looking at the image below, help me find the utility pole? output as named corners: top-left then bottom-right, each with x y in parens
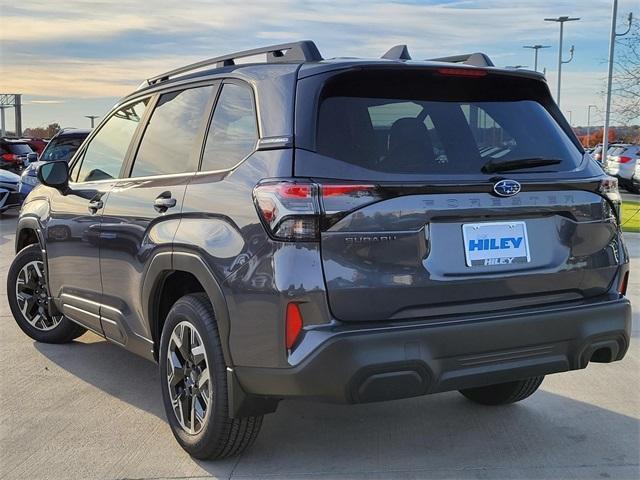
top-left (587, 104), bottom-right (597, 148)
top-left (523, 45), bottom-right (550, 72)
top-left (85, 115), bottom-right (99, 128)
top-left (0, 106), bottom-right (6, 137)
top-left (602, 1), bottom-right (633, 160)
top-left (544, 16), bottom-right (580, 107)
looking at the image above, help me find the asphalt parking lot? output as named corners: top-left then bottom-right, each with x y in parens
top-left (0, 209), bottom-right (638, 480)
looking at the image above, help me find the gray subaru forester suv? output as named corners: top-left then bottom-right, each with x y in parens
top-left (7, 41), bottom-right (631, 459)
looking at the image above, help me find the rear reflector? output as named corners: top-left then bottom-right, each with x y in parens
top-left (437, 67), bottom-right (487, 77)
top-left (619, 272), bottom-right (629, 296)
top-left (285, 303), bottom-right (303, 350)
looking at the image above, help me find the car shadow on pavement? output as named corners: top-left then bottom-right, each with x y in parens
top-left (33, 334), bottom-right (640, 478)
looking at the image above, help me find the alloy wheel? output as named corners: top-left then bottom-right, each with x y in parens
top-left (15, 260), bottom-right (62, 331)
top-left (167, 321), bottom-right (212, 435)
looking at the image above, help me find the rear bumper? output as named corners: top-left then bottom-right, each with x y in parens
top-left (235, 298), bottom-right (631, 404)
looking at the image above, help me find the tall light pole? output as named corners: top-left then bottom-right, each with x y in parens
top-left (544, 16), bottom-right (580, 107)
top-left (567, 110), bottom-right (572, 126)
top-left (85, 115), bottom-right (99, 128)
top-left (523, 45), bottom-right (551, 71)
top-left (602, 2), bottom-right (633, 160)
top-left (587, 104), bottom-right (597, 148)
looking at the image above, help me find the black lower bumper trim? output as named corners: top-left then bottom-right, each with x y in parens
top-left (235, 298), bottom-right (632, 404)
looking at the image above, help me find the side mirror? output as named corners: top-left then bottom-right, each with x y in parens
top-left (38, 161), bottom-right (69, 191)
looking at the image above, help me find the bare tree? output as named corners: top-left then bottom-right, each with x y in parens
top-left (612, 21), bottom-right (640, 125)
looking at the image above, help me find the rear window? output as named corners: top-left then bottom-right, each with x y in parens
top-left (5, 143), bottom-right (33, 155)
top-left (312, 70), bottom-right (581, 177)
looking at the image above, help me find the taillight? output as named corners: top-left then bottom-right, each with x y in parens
top-left (253, 181), bottom-right (382, 241)
top-left (599, 176), bottom-right (621, 219)
top-left (1, 153), bottom-right (18, 162)
top-left (253, 182), bottom-right (320, 241)
top-left (285, 303), bottom-right (303, 350)
top-left (618, 271), bottom-right (629, 296)
top-left (619, 156), bottom-right (632, 164)
top-left (437, 67), bottom-right (487, 77)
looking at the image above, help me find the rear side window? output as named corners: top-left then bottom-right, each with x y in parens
top-left (74, 99), bottom-right (148, 182)
top-left (313, 70), bottom-right (581, 177)
top-left (201, 83), bottom-right (258, 171)
top-left (131, 85), bottom-right (214, 178)
top-left (41, 136), bottom-right (86, 162)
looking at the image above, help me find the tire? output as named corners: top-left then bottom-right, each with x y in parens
top-left (159, 292), bottom-right (263, 460)
top-left (7, 244), bottom-right (86, 343)
top-left (459, 376), bottom-right (544, 406)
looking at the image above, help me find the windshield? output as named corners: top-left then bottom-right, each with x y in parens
top-left (41, 136), bottom-right (86, 162)
top-left (313, 71), bottom-right (581, 177)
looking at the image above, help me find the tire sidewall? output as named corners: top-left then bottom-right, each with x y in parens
top-left (159, 295), bottom-right (228, 454)
top-left (7, 244), bottom-right (78, 342)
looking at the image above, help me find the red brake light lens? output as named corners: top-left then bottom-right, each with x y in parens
top-left (437, 68), bottom-right (487, 77)
top-left (285, 303), bottom-right (303, 350)
top-left (619, 156), bottom-right (632, 164)
top-left (1, 153), bottom-right (18, 162)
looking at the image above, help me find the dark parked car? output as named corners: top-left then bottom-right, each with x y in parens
top-left (0, 169), bottom-right (22, 213)
top-left (0, 138), bottom-right (36, 173)
top-left (8, 42), bottom-right (631, 460)
top-left (18, 128), bottom-right (90, 197)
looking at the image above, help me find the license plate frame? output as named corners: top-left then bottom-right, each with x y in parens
top-left (462, 221), bottom-right (531, 267)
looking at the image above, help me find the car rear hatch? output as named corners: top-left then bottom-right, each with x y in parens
top-left (2, 142), bottom-right (34, 167)
top-left (289, 65), bottom-right (623, 322)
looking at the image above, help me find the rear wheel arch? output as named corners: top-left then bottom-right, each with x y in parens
top-left (143, 251), bottom-right (233, 366)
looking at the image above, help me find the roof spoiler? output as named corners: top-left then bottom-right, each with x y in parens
top-left (141, 40), bottom-right (323, 89)
top-left (429, 52), bottom-right (494, 67)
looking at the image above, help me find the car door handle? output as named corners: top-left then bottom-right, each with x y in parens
top-left (88, 199), bottom-right (103, 214)
top-left (154, 195), bottom-right (176, 213)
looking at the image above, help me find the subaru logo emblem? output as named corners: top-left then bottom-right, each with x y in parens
top-left (493, 179), bottom-right (521, 197)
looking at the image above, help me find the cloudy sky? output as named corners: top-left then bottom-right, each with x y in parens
top-left (0, 0), bottom-right (637, 131)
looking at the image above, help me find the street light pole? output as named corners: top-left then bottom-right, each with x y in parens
top-left (544, 16), bottom-right (580, 107)
top-left (602, 1), bottom-right (633, 160)
top-left (523, 45), bottom-right (550, 72)
top-left (567, 110), bottom-right (572, 126)
top-left (85, 115), bottom-right (99, 128)
top-left (587, 104), bottom-right (597, 148)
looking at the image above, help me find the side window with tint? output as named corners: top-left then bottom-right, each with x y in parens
top-left (130, 86), bottom-right (214, 178)
top-left (201, 83), bottom-right (258, 171)
top-left (73, 99), bottom-right (148, 182)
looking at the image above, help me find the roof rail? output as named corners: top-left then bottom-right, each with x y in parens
top-left (144, 40), bottom-right (323, 87)
top-left (429, 52), bottom-right (494, 67)
top-left (382, 44), bottom-right (411, 61)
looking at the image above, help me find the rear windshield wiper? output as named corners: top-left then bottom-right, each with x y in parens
top-left (481, 158), bottom-right (562, 174)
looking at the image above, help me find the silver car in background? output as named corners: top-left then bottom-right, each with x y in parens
top-left (605, 144), bottom-right (640, 194)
